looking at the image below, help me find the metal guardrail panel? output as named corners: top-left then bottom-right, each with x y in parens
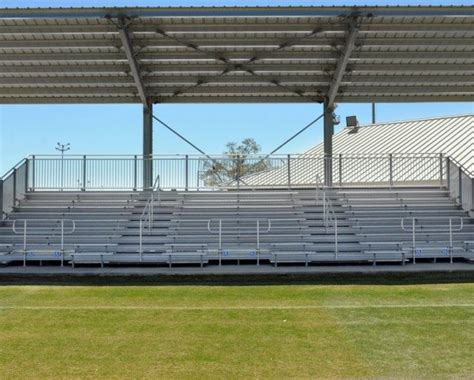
top-left (23, 153), bottom-right (453, 191)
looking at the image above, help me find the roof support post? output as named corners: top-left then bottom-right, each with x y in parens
top-left (117, 18), bottom-right (149, 108)
top-left (323, 100), bottom-right (334, 187)
top-left (143, 104), bottom-right (153, 190)
top-left (326, 17), bottom-right (359, 109)
top-left (116, 17), bottom-right (154, 189)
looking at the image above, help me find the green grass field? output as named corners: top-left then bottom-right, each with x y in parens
top-left (1, 279), bottom-right (473, 379)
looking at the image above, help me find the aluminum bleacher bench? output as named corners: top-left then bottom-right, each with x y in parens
top-left (362, 250), bottom-right (407, 266)
top-left (70, 252), bottom-right (114, 268)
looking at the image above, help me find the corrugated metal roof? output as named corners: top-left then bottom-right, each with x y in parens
top-left (0, 6), bottom-right (472, 104)
top-left (242, 114), bottom-right (473, 186)
top-left (311, 114), bottom-right (473, 169)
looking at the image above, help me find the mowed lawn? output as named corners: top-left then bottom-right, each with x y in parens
top-left (0, 282), bottom-right (473, 379)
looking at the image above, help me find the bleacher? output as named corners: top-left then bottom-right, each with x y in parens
top-left (1, 185), bottom-right (472, 268)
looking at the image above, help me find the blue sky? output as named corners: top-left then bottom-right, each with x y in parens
top-left (1, 0), bottom-right (473, 173)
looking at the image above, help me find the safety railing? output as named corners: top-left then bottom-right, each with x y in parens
top-left (205, 218), bottom-right (303, 265)
top-left (315, 174), bottom-right (338, 257)
top-left (12, 219), bottom-right (76, 266)
top-left (401, 217), bottom-right (464, 263)
top-left (138, 174), bottom-right (161, 261)
top-left (207, 218), bottom-right (272, 252)
top-left (446, 156), bottom-right (473, 215)
top-left (20, 153), bottom-right (450, 191)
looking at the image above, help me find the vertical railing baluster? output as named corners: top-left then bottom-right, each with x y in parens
top-left (185, 154), bottom-right (189, 191)
top-left (389, 153), bottom-right (393, 187)
top-left (446, 157), bottom-right (451, 190)
top-left (82, 155), bottom-right (87, 191)
top-left (133, 155), bottom-right (138, 191)
top-left (439, 153), bottom-right (444, 188)
top-left (338, 153), bottom-right (342, 187)
top-left (287, 154), bottom-right (291, 189)
top-left (12, 168), bottom-right (17, 207)
top-left (31, 155), bottom-right (36, 191)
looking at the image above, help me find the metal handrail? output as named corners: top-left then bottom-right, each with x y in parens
top-left (21, 152), bottom-right (454, 191)
top-left (207, 218), bottom-right (273, 253)
top-left (206, 218), bottom-right (303, 255)
top-left (12, 219), bottom-right (76, 263)
top-left (447, 156), bottom-right (473, 178)
top-left (138, 174), bottom-right (161, 261)
top-left (401, 216), bottom-right (464, 263)
top-left (1, 158), bottom-right (27, 181)
top-left (315, 174), bottom-right (338, 257)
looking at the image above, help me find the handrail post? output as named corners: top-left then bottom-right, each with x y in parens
top-left (23, 219), bottom-right (27, 253)
top-left (219, 219), bottom-right (222, 252)
top-left (25, 158), bottom-right (29, 194)
top-left (257, 220), bottom-right (260, 251)
top-left (61, 220), bottom-right (64, 251)
top-left (338, 153), bottom-right (342, 187)
top-left (82, 155), bottom-right (87, 191)
top-left (139, 219), bottom-right (143, 262)
top-left (236, 155), bottom-right (241, 189)
top-left (60, 219), bottom-right (64, 267)
top-left (439, 153), bottom-right (444, 188)
top-left (389, 153), bottom-right (393, 188)
top-left (133, 155), bottom-right (138, 191)
top-left (449, 218), bottom-right (453, 264)
top-left (458, 166), bottom-right (463, 205)
top-left (287, 154), bottom-right (291, 189)
top-left (31, 155), bottom-right (36, 191)
top-left (323, 192), bottom-right (327, 228)
top-left (412, 217), bottom-right (416, 264)
top-left (446, 157), bottom-right (451, 190)
top-left (13, 168), bottom-right (17, 207)
top-left (185, 154), bottom-right (189, 191)
top-left (334, 218), bottom-right (338, 259)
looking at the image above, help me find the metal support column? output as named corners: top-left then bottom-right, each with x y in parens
top-left (323, 100), bottom-right (334, 187)
top-left (143, 104), bottom-right (153, 189)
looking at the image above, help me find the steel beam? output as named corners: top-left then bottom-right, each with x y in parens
top-left (327, 17), bottom-right (359, 109)
top-left (143, 104), bottom-right (153, 189)
top-left (1, 50), bottom-right (473, 62)
top-left (1, 94), bottom-right (472, 104)
top-left (1, 37), bottom-right (472, 50)
top-left (3, 62), bottom-right (471, 75)
top-left (0, 6), bottom-right (472, 19)
top-left (117, 18), bottom-right (149, 108)
top-left (323, 99), bottom-right (334, 187)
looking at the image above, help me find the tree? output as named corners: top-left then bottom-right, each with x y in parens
top-left (200, 138), bottom-right (269, 186)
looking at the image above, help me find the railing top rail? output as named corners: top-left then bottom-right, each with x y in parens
top-left (26, 152), bottom-right (447, 160)
top-left (1, 158), bottom-right (27, 181)
top-left (12, 219), bottom-right (76, 234)
top-left (447, 155), bottom-right (474, 178)
top-left (401, 216), bottom-right (464, 232)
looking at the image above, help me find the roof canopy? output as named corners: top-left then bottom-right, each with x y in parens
top-left (0, 6), bottom-right (473, 105)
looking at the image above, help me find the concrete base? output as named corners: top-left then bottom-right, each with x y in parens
top-left (0, 262), bottom-right (473, 276)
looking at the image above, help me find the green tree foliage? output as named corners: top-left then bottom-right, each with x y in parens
top-left (201, 138), bottom-right (269, 186)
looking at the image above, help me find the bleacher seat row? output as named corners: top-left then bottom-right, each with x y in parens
top-left (0, 187), bottom-right (473, 267)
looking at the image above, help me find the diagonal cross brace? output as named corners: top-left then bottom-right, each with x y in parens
top-left (154, 26), bottom-right (325, 102)
top-left (117, 17), bottom-right (149, 108)
top-left (326, 17), bottom-right (360, 109)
